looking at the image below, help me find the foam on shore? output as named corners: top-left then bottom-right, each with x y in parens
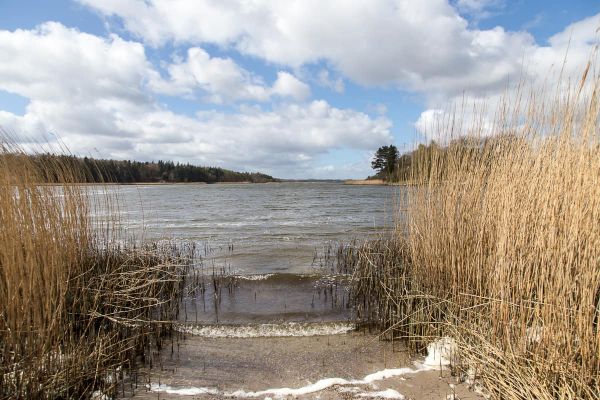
top-left (175, 321), bottom-right (355, 338)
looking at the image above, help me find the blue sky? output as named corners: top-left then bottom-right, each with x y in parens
top-left (0, 1), bottom-right (599, 178)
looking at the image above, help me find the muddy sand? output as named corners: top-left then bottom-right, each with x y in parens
top-left (123, 330), bottom-right (483, 400)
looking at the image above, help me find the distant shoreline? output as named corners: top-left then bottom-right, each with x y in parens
top-left (344, 179), bottom-right (416, 186)
top-left (35, 181), bottom-right (281, 186)
top-left (344, 179), bottom-right (386, 185)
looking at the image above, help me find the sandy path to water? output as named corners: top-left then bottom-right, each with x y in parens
top-left (122, 331), bottom-right (483, 400)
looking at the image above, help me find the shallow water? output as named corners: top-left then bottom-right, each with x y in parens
top-left (179, 273), bottom-right (352, 325)
top-left (105, 182), bottom-right (400, 327)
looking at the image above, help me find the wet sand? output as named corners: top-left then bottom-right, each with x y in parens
top-left (125, 332), bottom-right (482, 400)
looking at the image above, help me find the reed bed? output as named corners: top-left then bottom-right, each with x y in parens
top-left (0, 140), bottom-right (195, 399)
top-left (350, 65), bottom-right (600, 398)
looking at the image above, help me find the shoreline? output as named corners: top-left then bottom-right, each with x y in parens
top-left (34, 181), bottom-right (280, 186)
top-left (344, 179), bottom-right (386, 185)
top-left (130, 332), bottom-right (480, 400)
top-left (343, 179), bottom-right (415, 186)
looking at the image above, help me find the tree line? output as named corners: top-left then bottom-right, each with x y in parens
top-left (22, 154), bottom-right (277, 184)
top-left (371, 136), bottom-right (525, 182)
top-left (370, 144), bottom-right (414, 182)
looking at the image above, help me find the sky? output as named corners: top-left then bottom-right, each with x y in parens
top-left (0, 0), bottom-right (599, 179)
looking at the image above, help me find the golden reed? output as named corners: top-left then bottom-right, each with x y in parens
top-left (351, 59), bottom-right (600, 398)
top-left (0, 138), bottom-right (194, 398)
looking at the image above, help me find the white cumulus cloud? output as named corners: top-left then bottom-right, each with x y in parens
top-left (150, 47), bottom-right (309, 103)
top-left (76, 0), bottom-right (531, 95)
top-left (0, 22), bottom-right (389, 177)
top-left (78, 1), bottom-right (600, 106)
top-left (271, 71), bottom-right (311, 101)
top-left (414, 14), bottom-right (600, 141)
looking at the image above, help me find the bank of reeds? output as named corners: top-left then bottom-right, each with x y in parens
top-left (0, 139), bottom-right (194, 399)
top-left (350, 65), bottom-right (600, 398)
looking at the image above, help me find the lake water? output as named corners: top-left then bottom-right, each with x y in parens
top-left (111, 182), bottom-right (398, 326)
top-left (101, 182), bottom-right (398, 326)
top-left (115, 182), bottom-right (397, 275)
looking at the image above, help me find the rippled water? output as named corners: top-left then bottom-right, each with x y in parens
top-left (114, 182), bottom-right (398, 275)
top-left (94, 182), bottom-right (401, 327)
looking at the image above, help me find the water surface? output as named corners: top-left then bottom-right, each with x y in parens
top-left (115, 182), bottom-right (397, 275)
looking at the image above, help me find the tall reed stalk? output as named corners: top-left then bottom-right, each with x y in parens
top-left (0, 138), bottom-right (194, 399)
top-left (351, 62), bottom-right (600, 398)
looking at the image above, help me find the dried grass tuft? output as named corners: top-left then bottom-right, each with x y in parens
top-left (0, 137), bottom-right (194, 399)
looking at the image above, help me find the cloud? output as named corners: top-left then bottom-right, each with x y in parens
top-left (414, 13), bottom-right (600, 142)
top-left (76, 2), bottom-right (600, 89)
top-left (0, 22), bottom-right (389, 177)
top-left (2, 2), bottom-right (600, 177)
top-left (454, 0), bottom-right (505, 21)
top-left (317, 69), bottom-right (344, 93)
top-left (0, 22), bottom-right (156, 140)
top-left (125, 100), bottom-right (392, 170)
top-left (150, 47), bottom-right (309, 103)
top-left (414, 103), bottom-right (496, 143)
top-left (547, 13), bottom-right (600, 49)
top-left (271, 71), bottom-right (311, 100)
top-left (0, 22), bottom-right (153, 102)
top-left (78, 1), bottom-right (600, 107)
top-left (77, 0), bottom-right (532, 95)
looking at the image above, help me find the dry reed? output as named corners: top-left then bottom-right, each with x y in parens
top-left (0, 138), bottom-right (194, 399)
top-left (350, 61), bottom-right (600, 398)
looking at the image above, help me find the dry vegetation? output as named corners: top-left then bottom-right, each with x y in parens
top-left (0, 139), bottom-right (195, 399)
top-left (350, 64), bottom-right (600, 398)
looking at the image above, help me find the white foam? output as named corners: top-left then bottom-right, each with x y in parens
top-left (149, 384), bottom-right (219, 396)
top-left (228, 378), bottom-right (349, 397)
top-left (359, 389), bottom-right (405, 399)
top-left (423, 337), bottom-right (456, 368)
top-left (175, 322), bottom-right (355, 338)
top-left (235, 274), bottom-right (274, 281)
top-left (150, 365), bottom-right (428, 398)
top-left (150, 367), bottom-right (419, 398)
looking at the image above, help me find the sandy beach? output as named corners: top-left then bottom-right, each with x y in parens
top-left (126, 331), bottom-right (482, 400)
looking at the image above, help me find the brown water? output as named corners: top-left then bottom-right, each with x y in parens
top-left (178, 273), bottom-right (351, 325)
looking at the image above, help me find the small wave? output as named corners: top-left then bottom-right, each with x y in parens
top-left (190, 272), bottom-right (348, 285)
top-left (233, 273), bottom-right (275, 281)
top-left (175, 321), bottom-right (355, 338)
